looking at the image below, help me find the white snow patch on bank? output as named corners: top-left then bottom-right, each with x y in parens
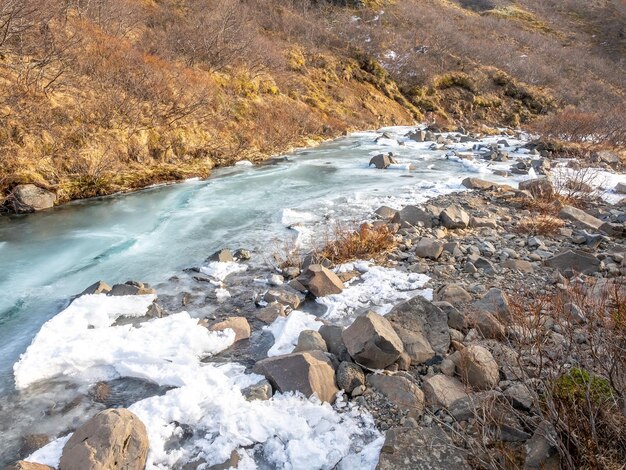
top-left (281, 208), bottom-right (319, 226)
top-left (200, 261), bottom-right (248, 282)
top-left (319, 261), bottom-right (432, 322)
top-left (265, 310), bottom-right (323, 357)
top-left (14, 294), bottom-right (235, 390)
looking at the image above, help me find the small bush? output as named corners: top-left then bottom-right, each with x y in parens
top-left (321, 223), bottom-right (397, 264)
top-left (514, 214), bottom-right (564, 236)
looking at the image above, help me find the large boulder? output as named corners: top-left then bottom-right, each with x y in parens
top-left (342, 311), bottom-right (404, 369)
top-left (7, 463), bottom-right (53, 470)
top-left (263, 288), bottom-right (303, 309)
top-left (367, 374), bottom-right (425, 417)
top-left (376, 426), bottom-right (470, 470)
top-left (467, 310), bottom-right (506, 339)
top-left (59, 409), bottom-right (148, 470)
top-left (422, 374), bottom-right (468, 408)
top-left (318, 324), bottom-right (350, 360)
top-left (386, 296), bottom-right (450, 363)
top-left (414, 238), bottom-right (443, 259)
top-left (473, 288), bottom-right (511, 323)
top-left (558, 205), bottom-right (603, 230)
top-left (254, 351), bottom-right (338, 403)
top-left (293, 330), bottom-right (328, 353)
top-left (391, 205), bottom-right (433, 228)
top-left (440, 205), bottom-right (470, 229)
top-left (518, 178), bottom-right (553, 198)
top-left (369, 153), bottom-right (396, 169)
top-left (209, 317), bottom-right (251, 342)
top-left (458, 345), bottom-right (500, 390)
top-left (544, 250), bottom-right (600, 275)
top-left (462, 177), bottom-right (496, 190)
top-left (298, 264), bottom-right (344, 297)
top-left (6, 184), bottom-right (56, 213)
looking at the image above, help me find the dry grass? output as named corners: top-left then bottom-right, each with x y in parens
top-left (513, 214), bottom-right (564, 236)
top-left (320, 223), bottom-right (398, 264)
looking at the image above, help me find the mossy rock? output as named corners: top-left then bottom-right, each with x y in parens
top-left (554, 368), bottom-right (614, 405)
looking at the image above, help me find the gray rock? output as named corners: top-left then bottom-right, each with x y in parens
top-left (369, 153), bottom-right (396, 169)
top-left (367, 374), bottom-right (425, 417)
top-left (209, 316), bottom-right (251, 342)
top-left (233, 249), bottom-right (251, 260)
top-left (391, 205), bottom-right (433, 228)
top-left (342, 311), bottom-right (404, 369)
top-left (59, 409), bottom-right (148, 470)
top-left (294, 330), bottom-right (328, 353)
top-left (433, 301), bottom-right (465, 331)
top-left (375, 206), bottom-right (398, 220)
top-left (335, 361), bottom-right (365, 393)
top-left (318, 324), bottom-right (350, 360)
top-left (263, 288), bottom-right (303, 309)
top-left (298, 264), bottom-right (344, 297)
top-left (558, 205), bottom-right (603, 230)
top-left (376, 426), bottom-right (469, 470)
top-left (440, 205), bottom-right (470, 229)
top-left (386, 296), bottom-right (450, 361)
top-left (524, 421), bottom-right (560, 470)
top-left (255, 303), bottom-right (287, 324)
top-left (422, 375), bottom-right (467, 408)
top-left (434, 284), bottom-right (472, 304)
top-left (467, 310), bottom-right (505, 339)
top-left (504, 383), bottom-right (535, 411)
top-left (209, 249), bottom-right (234, 262)
top-left (473, 288), bottom-right (511, 322)
top-left (108, 282), bottom-right (156, 296)
top-left (242, 379), bottom-right (273, 401)
top-left (544, 250), bottom-right (600, 275)
top-left (458, 345), bottom-right (500, 390)
top-left (615, 182), bottom-right (626, 194)
top-left (503, 259), bottom-right (534, 273)
top-left (518, 178), bottom-right (553, 198)
top-left (254, 351), bottom-right (338, 403)
top-left (6, 462), bottom-right (53, 470)
top-left (79, 281), bottom-right (111, 296)
top-left (462, 177), bottom-right (496, 190)
top-left (407, 130), bottom-right (426, 142)
top-left (6, 184), bottom-right (56, 213)
top-left (414, 237), bottom-right (443, 259)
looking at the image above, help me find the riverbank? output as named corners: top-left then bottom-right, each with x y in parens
top-left (3, 127), bottom-right (626, 469)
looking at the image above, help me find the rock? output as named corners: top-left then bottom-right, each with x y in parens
top-left (414, 237), bottom-right (443, 259)
top-left (59, 408), bottom-right (148, 470)
top-left (342, 311), bottom-right (404, 369)
top-left (434, 284), bottom-right (472, 304)
top-left (471, 216), bottom-right (498, 229)
top-left (19, 434), bottom-right (51, 457)
top-left (209, 249), bottom-right (234, 262)
top-left (458, 345), bottom-right (499, 390)
top-left (268, 274), bottom-right (284, 286)
top-left (395, 351), bottom-right (411, 370)
top-left (369, 153), bottom-right (396, 169)
top-left (282, 266), bottom-right (300, 279)
top-left (563, 302), bottom-right (586, 323)
top-left (462, 177), bottom-right (496, 190)
top-left (422, 375), bottom-right (467, 408)
top-left (374, 206), bottom-right (398, 220)
top-left (440, 358), bottom-right (456, 376)
top-left (242, 379), bottom-right (273, 401)
top-left (367, 374), bottom-right (425, 417)
top-left (545, 250), bottom-right (600, 275)
top-left (440, 205), bottom-right (470, 229)
top-left (473, 288), bottom-right (511, 322)
top-left (433, 301), bottom-right (465, 331)
top-left (391, 205), bottom-right (433, 228)
top-left (615, 182), bottom-right (626, 194)
top-left (448, 391), bottom-right (501, 421)
top-left (108, 282), bottom-right (156, 296)
top-left (209, 317), bottom-right (250, 342)
top-left (254, 351), bottom-right (338, 403)
top-left (467, 310), bottom-right (505, 339)
top-left (6, 184), bottom-right (56, 213)
top-left (294, 329), bottom-right (328, 353)
top-left (233, 248), bottom-right (251, 260)
top-left (263, 288), bottom-right (303, 309)
top-left (6, 463), bottom-right (53, 470)
top-left (518, 178), bottom-right (553, 198)
top-left (255, 303), bottom-right (286, 324)
top-left (318, 324), bottom-right (350, 360)
top-left (386, 296), bottom-right (450, 359)
top-left (79, 281), bottom-right (111, 296)
top-left (503, 259), bottom-right (534, 273)
top-left (207, 450), bottom-right (240, 470)
top-left (473, 256), bottom-right (496, 273)
top-left (335, 361), bottom-right (365, 393)
top-left (524, 421), bottom-right (560, 470)
top-left (298, 264), bottom-right (344, 297)
top-left (376, 426), bottom-right (470, 470)
top-left (558, 205), bottom-right (603, 230)
top-left (504, 383), bottom-right (535, 411)
top-left (407, 130), bottom-right (426, 142)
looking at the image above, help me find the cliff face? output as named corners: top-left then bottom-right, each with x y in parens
top-left (0, 0), bottom-right (623, 208)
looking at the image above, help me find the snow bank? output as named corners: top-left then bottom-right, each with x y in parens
top-left (14, 294), bottom-right (235, 390)
top-left (318, 261), bottom-right (432, 322)
top-left (265, 310), bottom-right (323, 357)
top-left (200, 261), bottom-right (248, 282)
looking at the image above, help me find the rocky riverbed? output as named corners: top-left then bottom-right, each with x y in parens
top-left (5, 128), bottom-right (626, 470)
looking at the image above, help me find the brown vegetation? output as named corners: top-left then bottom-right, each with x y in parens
top-left (321, 223), bottom-right (398, 264)
top-left (0, 0), bottom-right (624, 206)
top-left (513, 214), bottom-right (564, 236)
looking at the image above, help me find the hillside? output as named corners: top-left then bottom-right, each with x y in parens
top-left (0, 0), bottom-right (624, 208)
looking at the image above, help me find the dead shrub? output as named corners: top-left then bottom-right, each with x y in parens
top-left (513, 214), bottom-right (564, 236)
top-left (320, 223), bottom-right (397, 264)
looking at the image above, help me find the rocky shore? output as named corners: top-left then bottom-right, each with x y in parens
top-left (9, 139), bottom-right (626, 469)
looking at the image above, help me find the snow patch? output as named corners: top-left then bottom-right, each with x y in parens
top-left (265, 310), bottom-right (323, 357)
top-left (200, 261), bottom-right (248, 282)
